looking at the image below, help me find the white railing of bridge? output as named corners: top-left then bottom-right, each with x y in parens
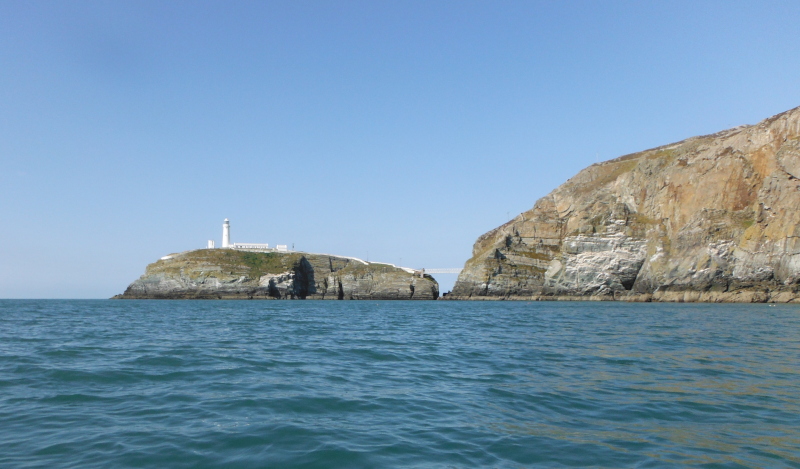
top-left (422, 268), bottom-right (463, 274)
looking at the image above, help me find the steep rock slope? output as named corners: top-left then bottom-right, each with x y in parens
top-left (451, 106), bottom-right (800, 302)
top-left (115, 249), bottom-right (438, 300)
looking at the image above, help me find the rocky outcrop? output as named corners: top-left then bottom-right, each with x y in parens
top-left (114, 249), bottom-right (438, 300)
top-left (451, 106), bottom-right (800, 302)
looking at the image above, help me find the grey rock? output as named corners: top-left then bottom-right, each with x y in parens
top-left (450, 105), bottom-right (800, 302)
top-left (114, 249), bottom-right (438, 300)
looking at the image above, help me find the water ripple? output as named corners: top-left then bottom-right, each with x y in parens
top-left (1, 300), bottom-right (799, 468)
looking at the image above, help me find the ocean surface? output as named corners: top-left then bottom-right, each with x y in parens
top-left (1, 300), bottom-right (799, 468)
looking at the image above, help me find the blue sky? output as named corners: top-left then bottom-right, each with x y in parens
top-left (1, 1), bottom-right (799, 298)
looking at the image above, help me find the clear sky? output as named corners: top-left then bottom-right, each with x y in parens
top-left (1, 1), bottom-right (799, 298)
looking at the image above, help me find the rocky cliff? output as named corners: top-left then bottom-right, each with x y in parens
top-left (451, 106), bottom-right (800, 302)
top-left (114, 249), bottom-right (438, 300)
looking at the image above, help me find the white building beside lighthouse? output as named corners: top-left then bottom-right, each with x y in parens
top-left (207, 218), bottom-right (276, 251)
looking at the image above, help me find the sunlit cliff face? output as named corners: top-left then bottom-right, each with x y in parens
top-left (452, 106), bottom-right (800, 302)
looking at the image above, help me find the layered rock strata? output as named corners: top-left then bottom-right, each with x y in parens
top-left (451, 106), bottom-right (800, 302)
top-left (115, 249), bottom-right (438, 300)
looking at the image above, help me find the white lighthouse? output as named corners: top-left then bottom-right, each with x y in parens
top-left (222, 218), bottom-right (231, 248)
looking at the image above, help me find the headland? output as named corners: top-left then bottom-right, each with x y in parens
top-left (449, 105), bottom-right (800, 302)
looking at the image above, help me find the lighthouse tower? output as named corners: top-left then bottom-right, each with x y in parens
top-left (222, 218), bottom-right (231, 248)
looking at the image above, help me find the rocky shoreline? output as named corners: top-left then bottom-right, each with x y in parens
top-left (443, 290), bottom-right (799, 303)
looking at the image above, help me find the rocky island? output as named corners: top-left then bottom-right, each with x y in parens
top-left (114, 249), bottom-right (439, 300)
top-left (450, 106), bottom-right (800, 302)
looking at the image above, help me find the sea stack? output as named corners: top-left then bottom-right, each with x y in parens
top-left (451, 106), bottom-right (800, 302)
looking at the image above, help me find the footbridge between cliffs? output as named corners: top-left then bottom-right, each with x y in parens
top-left (422, 268), bottom-right (463, 274)
top-left (412, 268), bottom-right (463, 278)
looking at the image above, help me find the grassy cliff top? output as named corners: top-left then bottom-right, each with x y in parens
top-left (147, 249), bottom-right (427, 281)
top-left (149, 249), bottom-right (305, 278)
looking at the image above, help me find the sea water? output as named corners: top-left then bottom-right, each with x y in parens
top-left (1, 300), bottom-right (799, 468)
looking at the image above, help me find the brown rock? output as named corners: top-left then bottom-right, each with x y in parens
top-left (451, 106), bottom-right (800, 302)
